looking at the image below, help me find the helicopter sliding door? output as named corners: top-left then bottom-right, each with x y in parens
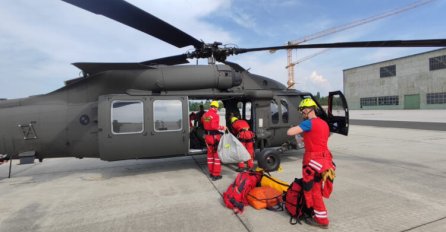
top-left (327, 91), bottom-right (349, 135)
top-left (98, 95), bottom-right (188, 161)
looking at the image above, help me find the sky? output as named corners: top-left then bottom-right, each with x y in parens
top-left (0, 0), bottom-right (445, 99)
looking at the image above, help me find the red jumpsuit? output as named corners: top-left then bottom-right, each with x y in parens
top-left (202, 108), bottom-right (225, 177)
top-left (300, 117), bottom-right (334, 226)
top-left (231, 119), bottom-right (255, 169)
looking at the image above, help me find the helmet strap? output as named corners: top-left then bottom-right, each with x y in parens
top-left (301, 108), bottom-right (314, 119)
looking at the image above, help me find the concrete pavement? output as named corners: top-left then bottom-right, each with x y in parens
top-left (1, 125), bottom-right (446, 231)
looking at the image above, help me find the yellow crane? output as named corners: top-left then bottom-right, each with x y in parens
top-left (286, 0), bottom-right (435, 89)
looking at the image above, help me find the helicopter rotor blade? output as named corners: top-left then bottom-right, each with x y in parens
top-left (234, 39), bottom-right (446, 55)
top-left (141, 54), bottom-right (190, 66)
top-left (61, 0), bottom-right (203, 48)
top-left (72, 62), bottom-right (154, 75)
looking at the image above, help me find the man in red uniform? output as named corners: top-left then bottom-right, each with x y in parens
top-left (287, 98), bottom-right (335, 229)
top-left (230, 116), bottom-right (255, 172)
top-left (202, 100), bottom-right (226, 181)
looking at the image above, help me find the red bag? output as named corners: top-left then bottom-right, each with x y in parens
top-left (285, 178), bottom-right (313, 225)
top-left (223, 171), bottom-right (262, 213)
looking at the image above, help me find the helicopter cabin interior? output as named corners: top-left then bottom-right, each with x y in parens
top-left (187, 95), bottom-right (315, 153)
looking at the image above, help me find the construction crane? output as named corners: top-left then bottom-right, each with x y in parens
top-left (286, 0), bottom-right (436, 89)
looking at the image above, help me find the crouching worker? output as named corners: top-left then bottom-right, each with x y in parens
top-left (287, 98), bottom-right (335, 229)
top-left (202, 101), bottom-right (226, 181)
top-left (230, 116), bottom-right (255, 172)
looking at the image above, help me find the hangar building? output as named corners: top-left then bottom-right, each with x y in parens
top-left (343, 48), bottom-right (446, 110)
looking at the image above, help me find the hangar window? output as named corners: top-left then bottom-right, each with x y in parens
top-left (271, 100), bottom-right (279, 124)
top-left (429, 55), bottom-right (446, 71)
top-left (378, 96), bottom-right (399, 105)
top-left (380, 65), bottom-right (396, 78)
top-left (154, 100), bottom-right (183, 132)
top-left (280, 99), bottom-right (289, 123)
top-left (111, 100), bottom-right (144, 134)
top-left (427, 92), bottom-right (446, 104)
top-left (360, 97), bottom-right (377, 106)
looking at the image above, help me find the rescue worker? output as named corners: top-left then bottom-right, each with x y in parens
top-left (189, 112), bottom-right (196, 128)
top-left (230, 116), bottom-right (255, 172)
top-left (202, 101), bottom-right (226, 181)
top-left (195, 104), bottom-right (206, 129)
top-left (287, 98), bottom-right (335, 229)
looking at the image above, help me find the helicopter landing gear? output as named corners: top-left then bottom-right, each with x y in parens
top-left (256, 148), bottom-right (281, 172)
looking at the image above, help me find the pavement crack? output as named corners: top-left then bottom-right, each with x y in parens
top-left (191, 155), bottom-right (251, 232)
top-left (400, 216), bottom-right (446, 232)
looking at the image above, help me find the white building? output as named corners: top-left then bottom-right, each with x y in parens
top-left (343, 48), bottom-right (446, 110)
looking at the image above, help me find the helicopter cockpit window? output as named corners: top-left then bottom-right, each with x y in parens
top-left (271, 100), bottom-right (279, 124)
top-left (281, 99), bottom-right (289, 123)
top-left (111, 101), bottom-right (144, 134)
top-left (154, 100), bottom-right (182, 132)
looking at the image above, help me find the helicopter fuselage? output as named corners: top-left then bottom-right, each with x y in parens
top-left (0, 64), bottom-right (329, 162)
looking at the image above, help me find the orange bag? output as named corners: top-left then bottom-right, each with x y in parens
top-left (247, 186), bottom-right (283, 210)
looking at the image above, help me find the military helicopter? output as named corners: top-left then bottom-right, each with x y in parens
top-left (1, 0), bottom-right (445, 172)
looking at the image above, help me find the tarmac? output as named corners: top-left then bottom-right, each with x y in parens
top-left (0, 110), bottom-right (445, 232)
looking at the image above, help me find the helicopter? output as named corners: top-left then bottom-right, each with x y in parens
top-left (1, 0), bottom-right (446, 173)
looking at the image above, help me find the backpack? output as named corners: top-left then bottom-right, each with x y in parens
top-left (223, 171), bottom-right (262, 213)
top-left (284, 178), bottom-right (313, 225)
top-left (247, 186), bottom-right (283, 210)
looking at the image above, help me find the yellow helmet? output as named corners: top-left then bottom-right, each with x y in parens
top-left (230, 116), bottom-right (238, 124)
top-left (299, 98), bottom-right (317, 110)
top-left (210, 100), bottom-right (219, 108)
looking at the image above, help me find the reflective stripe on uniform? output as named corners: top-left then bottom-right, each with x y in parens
top-left (309, 160), bottom-right (322, 171)
top-left (314, 210), bottom-right (327, 218)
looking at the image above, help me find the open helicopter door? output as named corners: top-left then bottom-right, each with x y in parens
top-left (327, 91), bottom-right (349, 135)
top-left (98, 95), bottom-right (189, 161)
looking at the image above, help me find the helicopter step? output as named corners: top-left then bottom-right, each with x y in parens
top-left (18, 151), bottom-right (35, 165)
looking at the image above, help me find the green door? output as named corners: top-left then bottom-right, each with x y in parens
top-left (404, 94), bottom-right (420, 109)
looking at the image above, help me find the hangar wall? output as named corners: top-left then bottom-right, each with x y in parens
top-left (343, 48), bottom-right (446, 110)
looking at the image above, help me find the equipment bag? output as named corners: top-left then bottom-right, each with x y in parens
top-left (247, 186), bottom-right (283, 210)
top-left (260, 174), bottom-right (289, 194)
top-left (223, 171), bottom-right (262, 214)
top-left (218, 132), bottom-right (251, 164)
top-left (284, 178), bottom-right (313, 225)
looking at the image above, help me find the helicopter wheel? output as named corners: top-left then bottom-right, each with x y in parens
top-left (256, 149), bottom-right (280, 172)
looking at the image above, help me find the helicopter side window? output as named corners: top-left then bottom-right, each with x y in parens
top-left (245, 102), bottom-right (252, 121)
top-left (111, 100), bottom-right (144, 134)
top-left (281, 99), bottom-right (289, 123)
top-left (153, 100), bottom-right (183, 132)
top-left (331, 95), bottom-right (346, 117)
top-left (271, 100), bottom-right (279, 124)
